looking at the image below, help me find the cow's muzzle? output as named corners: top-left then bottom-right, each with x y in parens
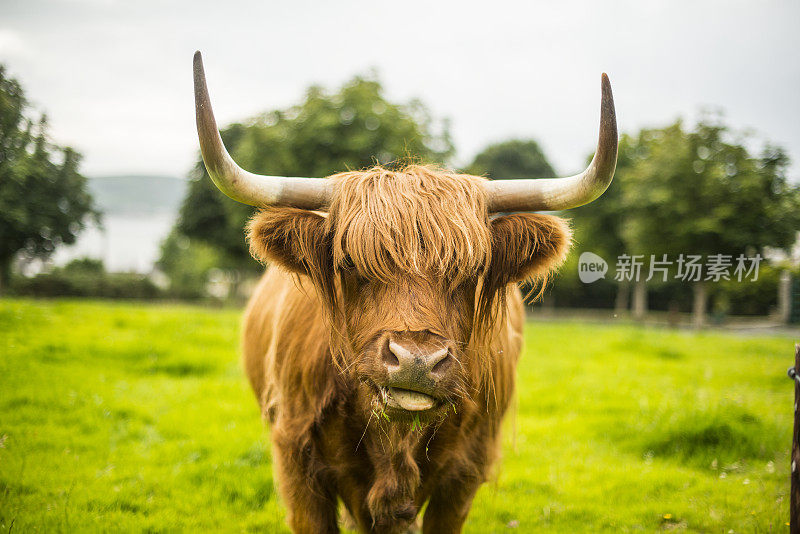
top-left (378, 331), bottom-right (455, 412)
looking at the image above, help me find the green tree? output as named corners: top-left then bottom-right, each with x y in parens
top-left (175, 74), bottom-right (454, 271)
top-left (620, 116), bottom-right (800, 326)
top-left (156, 230), bottom-right (223, 299)
top-left (465, 139), bottom-right (555, 179)
top-left (0, 65), bottom-right (98, 291)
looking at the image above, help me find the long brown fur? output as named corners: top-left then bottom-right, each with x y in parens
top-left (241, 165), bottom-right (571, 533)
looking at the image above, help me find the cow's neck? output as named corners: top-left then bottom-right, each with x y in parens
top-left (363, 421), bottom-right (426, 521)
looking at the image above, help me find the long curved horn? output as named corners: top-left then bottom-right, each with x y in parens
top-left (193, 51), bottom-right (332, 209)
top-left (485, 74), bottom-right (618, 212)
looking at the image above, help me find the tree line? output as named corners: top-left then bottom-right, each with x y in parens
top-left (2, 64), bottom-right (798, 325)
top-left (159, 73), bottom-right (800, 324)
top-left (567, 117), bottom-right (800, 325)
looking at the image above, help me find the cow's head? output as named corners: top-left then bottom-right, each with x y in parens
top-left (192, 51), bottom-right (617, 423)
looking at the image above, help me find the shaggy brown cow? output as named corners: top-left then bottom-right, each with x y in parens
top-left (192, 51), bottom-right (617, 534)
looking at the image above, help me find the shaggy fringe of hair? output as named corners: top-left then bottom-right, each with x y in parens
top-left (327, 165), bottom-right (492, 289)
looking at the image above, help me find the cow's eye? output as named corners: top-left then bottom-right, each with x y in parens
top-left (340, 255), bottom-right (365, 280)
top-left (341, 255), bottom-right (355, 271)
top-left (450, 277), bottom-right (478, 299)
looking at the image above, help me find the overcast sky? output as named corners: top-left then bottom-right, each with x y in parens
top-left (1, 0), bottom-right (798, 180)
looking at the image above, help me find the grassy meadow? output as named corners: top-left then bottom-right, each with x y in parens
top-left (0, 298), bottom-right (794, 532)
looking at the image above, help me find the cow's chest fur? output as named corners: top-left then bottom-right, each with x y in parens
top-left (311, 400), bottom-right (477, 531)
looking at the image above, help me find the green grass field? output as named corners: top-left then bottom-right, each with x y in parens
top-left (0, 298), bottom-right (794, 532)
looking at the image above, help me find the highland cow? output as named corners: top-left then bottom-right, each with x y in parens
top-left (192, 51), bottom-right (617, 534)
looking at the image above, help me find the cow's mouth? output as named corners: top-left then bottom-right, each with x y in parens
top-left (385, 387), bottom-right (437, 412)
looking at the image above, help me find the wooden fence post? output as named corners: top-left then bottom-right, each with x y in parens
top-left (792, 343), bottom-right (800, 534)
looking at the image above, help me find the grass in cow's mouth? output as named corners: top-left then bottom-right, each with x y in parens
top-left (411, 414), bottom-right (423, 433)
top-left (0, 298), bottom-right (792, 532)
top-left (371, 387), bottom-right (443, 430)
top-left (372, 407), bottom-right (391, 423)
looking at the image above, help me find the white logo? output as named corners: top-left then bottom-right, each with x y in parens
top-left (578, 252), bottom-right (608, 283)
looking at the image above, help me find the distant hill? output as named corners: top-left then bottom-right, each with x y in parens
top-left (89, 175), bottom-right (187, 216)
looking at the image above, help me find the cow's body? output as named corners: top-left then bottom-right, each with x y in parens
top-left (242, 267), bottom-right (524, 533)
top-left (191, 54), bottom-right (615, 534)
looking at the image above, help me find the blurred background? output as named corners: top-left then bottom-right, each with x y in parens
top-left (1, 0), bottom-right (799, 327)
top-left (3, 1), bottom-right (800, 532)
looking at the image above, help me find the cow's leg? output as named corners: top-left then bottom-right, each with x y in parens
top-left (338, 477), bottom-right (418, 534)
top-left (273, 441), bottom-right (338, 534)
top-left (421, 474), bottom-right (483, 534)
top-left (336, 479), bottom-right (373, 532)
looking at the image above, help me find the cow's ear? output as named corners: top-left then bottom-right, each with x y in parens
top-left (247, 208), bottom-right (332, 276)
top-left (487, 213), bottom-right (572, 288)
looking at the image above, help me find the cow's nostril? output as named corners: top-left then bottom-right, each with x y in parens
top-left (382, 339), bottom-right (400, 367)
top-left (431, 351), bottom-right (452, 374)
top-left (385, 338), bottom-right (452, 375)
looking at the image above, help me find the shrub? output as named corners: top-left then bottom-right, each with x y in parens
top-left (11, 258), bottom-right (162, 299)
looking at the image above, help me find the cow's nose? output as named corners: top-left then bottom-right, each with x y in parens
top-left (382, 334), bottom-right (453, 380)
